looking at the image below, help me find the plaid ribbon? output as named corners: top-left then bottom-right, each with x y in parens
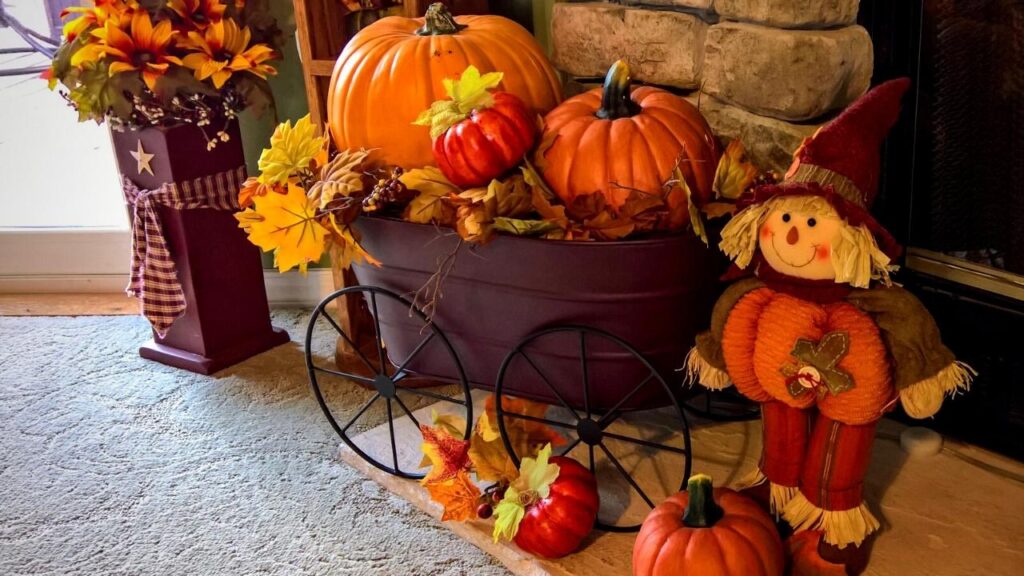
top-left (123, 165), bottom-right (246, 337)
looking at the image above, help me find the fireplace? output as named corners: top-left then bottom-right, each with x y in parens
top-left (861, 0), bottom-right (1024, 459)
top-left (550, 0), bottom-right (1023, 459)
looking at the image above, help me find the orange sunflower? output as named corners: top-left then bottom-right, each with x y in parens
top-left (61, 0), bottom-right (137, 42)
top-left (181, 18), bottom-right (276, 89)
top-left (166, 0), bottom-right (226, 30)
top-left (71, 11), bottom-right (181, 91)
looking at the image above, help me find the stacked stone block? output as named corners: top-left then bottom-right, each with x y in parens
top-left (550, 0), bottom-right (872, 173)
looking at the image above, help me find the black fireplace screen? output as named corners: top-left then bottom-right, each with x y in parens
top-left (911, 0), bottom-right (1024, 273)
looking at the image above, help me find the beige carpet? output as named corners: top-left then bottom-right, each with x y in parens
top-left (0, 311), bottom-right (508, 576)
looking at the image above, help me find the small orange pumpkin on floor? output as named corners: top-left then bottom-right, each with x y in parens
top-left (632, 474), bottom-right (784, 576)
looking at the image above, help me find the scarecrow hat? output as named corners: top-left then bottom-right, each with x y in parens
top-left (746, 77), bottom-right (912, 259)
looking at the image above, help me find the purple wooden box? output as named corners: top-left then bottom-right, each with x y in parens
top-left (352, 217), bottom-right (722, 411)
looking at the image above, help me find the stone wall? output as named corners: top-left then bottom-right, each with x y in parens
top-left (550, 0), bottom-right (872, 173)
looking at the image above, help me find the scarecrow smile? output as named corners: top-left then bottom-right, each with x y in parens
top-left (769, 233), bottom-right (817, 268)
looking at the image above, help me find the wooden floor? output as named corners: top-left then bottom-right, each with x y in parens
top-left (0, 293), bottom-right (138, 316)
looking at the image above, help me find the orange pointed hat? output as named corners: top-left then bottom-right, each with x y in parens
top-left (745, 77), bottom-right (912, 259)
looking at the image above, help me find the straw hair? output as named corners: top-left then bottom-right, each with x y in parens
top-left (719, 196), bottom-right (897, 289)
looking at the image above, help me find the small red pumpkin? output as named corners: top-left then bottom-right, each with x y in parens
top-left (633, 474), bottom-right (784, 576)
top-left (417, 66), bottom-right (537, 188)
top-left (513, 456), bottom-right (599, 558)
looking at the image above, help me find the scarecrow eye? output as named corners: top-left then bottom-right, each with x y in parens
top-left (807, 218), bottom-right (817, 228)
top-left (782, 213), bottom-right (791, 223)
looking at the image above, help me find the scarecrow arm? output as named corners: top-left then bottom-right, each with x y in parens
top-left (685, 278), bottom-right (765, 390)
top-left (847, 285), bottom-right (975, 418)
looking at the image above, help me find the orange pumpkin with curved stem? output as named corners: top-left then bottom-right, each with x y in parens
top-left (539, 60), bottom-right (719, 211)
top-left (327, 2), bottom-right (561, 170)
top-left (633, 474), bottom-right (784, 576)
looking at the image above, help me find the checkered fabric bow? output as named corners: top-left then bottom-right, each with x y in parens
top-left (122, 166), bottom-right (246, 337)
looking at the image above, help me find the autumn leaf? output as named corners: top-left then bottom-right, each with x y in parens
top-left (421, 410), bottom-right (469, 468)
top-left (258, 115), bottom-right (327, 186)
top-left (583, 211), bottom-right (636, 241)
top-left (401, 167), bottom-right (458, 225)
top-left (469, 412), bottom-right (520, 483)
top-left (240, 183), bottom-right (328, 273)
top-left (492, 217), bottom-right (562, 237)
top-left (703, 201), bottom-right (737, 219)
top-left (420, 423), bottom-right (471, 485)
top-left (713, 140), bottom-right (759, 200)
top-left (491, 175), bottom-right (533, 218)
top-left (493, 444), bottom-right (560, 542)
top-left (414, 66), bottom-right (504, 138)
top-left (485, 395), bottom-right (566, 462)
top-left (672, 169), bottom-right (708, 245)
top-left (425, 470), bottom-right (482, 522)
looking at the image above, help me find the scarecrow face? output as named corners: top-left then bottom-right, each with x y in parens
top-left (758, 207), bottom-right (843, 280)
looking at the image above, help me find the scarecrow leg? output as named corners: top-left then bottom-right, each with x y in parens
top-left (783, 412), bottom-right (880, 574)
top-left (739, 400), bottom-right (810, 518)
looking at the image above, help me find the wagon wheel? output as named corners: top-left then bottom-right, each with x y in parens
top-left (494, 325), bottom-right (692, 532)
top-left (682, 386), bottom-right (761, 422)
top-left (305, 285), bottom-right (473, 479)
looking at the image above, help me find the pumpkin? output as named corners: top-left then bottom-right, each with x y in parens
top-left (513, 456), bottom-right (599, 558)
top-left (328, 2), bottom-right (561, 170)
top-left (493, 447), bottom-right (599, 559)
top-left (632, 474), bottom-right (784, 576)
top-left (539, 60), bottom-right (719, 211)
top-left (416, 66), bottom-right (537, 188)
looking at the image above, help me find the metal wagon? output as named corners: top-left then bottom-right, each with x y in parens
top-left (305, 216), bottom-right (739, 531)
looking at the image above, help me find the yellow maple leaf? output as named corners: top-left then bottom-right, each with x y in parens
top-left (244, 182), bottom-right (328, 273)
top-left (401, 167), bottom-right (459, 225)
top-left (713, 140), bottom-right (759, 200)
top-left (425, 470), bottom-right (482, 522)
top-left (257, 114), bottom-right (327, 186)
top-left (468, 412), bottom-right (520, 483)
top-left (414, 66), bottom-right (504, 138)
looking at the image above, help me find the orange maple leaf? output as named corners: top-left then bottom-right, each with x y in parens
top-left (484, 394), bottom-right (566, 460)
top-left (425, 470), bottom-right (482, 522)
top-left (420, 423), bottom-right (471, 485)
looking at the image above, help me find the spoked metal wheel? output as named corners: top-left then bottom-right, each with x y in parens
top-left (494, 325), bottom-right (692, 532)
top-left (682, 386), bottom-right (761, 422)
top-left (305, 285), bottom-right (473, 479)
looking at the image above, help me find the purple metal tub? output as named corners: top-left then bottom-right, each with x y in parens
top-left (351, 216), bottom-right (721, 411)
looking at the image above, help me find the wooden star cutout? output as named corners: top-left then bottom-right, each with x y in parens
top-left (130, 140), bottom-right (155, 176)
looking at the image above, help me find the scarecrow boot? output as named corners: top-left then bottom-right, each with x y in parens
top-left (740, 401), bottom-right (811, 533)
top-left (784, 413), bottom-right (880, 575)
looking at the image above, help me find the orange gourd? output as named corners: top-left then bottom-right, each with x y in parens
top-left (327, 2), bottom-right (561, 170)
top-left (540, 60), bottom-right (719, 211)
top-left (632, 474), bottom-right (784, 576)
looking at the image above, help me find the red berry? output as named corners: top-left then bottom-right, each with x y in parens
top-left (476, 503), bottom-right (493, 519)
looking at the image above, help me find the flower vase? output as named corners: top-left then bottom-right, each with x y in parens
top-left (111, 120), bottom-right (289, 374)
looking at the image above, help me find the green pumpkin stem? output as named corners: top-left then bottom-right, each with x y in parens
top-left (681, 474), bottom-right (724, 528)
top-left (596, 60), bottom-right (641, 120)
top-left (416, 2), bottom-right (467, 36)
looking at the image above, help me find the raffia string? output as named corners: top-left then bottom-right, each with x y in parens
top-left (123, 165), bottom-right (246, 337)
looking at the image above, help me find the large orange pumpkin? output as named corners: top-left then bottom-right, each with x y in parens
top-left (632, 474), bottom-right (784, 576)
top-left (328, 2), bottom-right (562, 170)
top-left (540, 60), bottom-right (719, 210)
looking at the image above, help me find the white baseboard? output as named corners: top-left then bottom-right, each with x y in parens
top-left (0, 269), bottom-right (335, 307)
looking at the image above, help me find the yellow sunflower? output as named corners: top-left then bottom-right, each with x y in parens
top-left (71, 11), bottom-right (181, 91)
top-left (180, 18), bottom-right (277, 89)
top-left (166, 0), bottom-right (226, 30)
top-left (60, 0), bottom-right (137, 41)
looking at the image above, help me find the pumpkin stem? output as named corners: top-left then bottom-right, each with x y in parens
top-left (596, 60), bottom-right (641, 120)
top-left (416, 2), bottom-right (467, 36)
top-left (681, 474), bottom-right (724, 528)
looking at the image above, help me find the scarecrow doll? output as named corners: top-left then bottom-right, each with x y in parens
top-left (686, 78), bottom-right (974, 574)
